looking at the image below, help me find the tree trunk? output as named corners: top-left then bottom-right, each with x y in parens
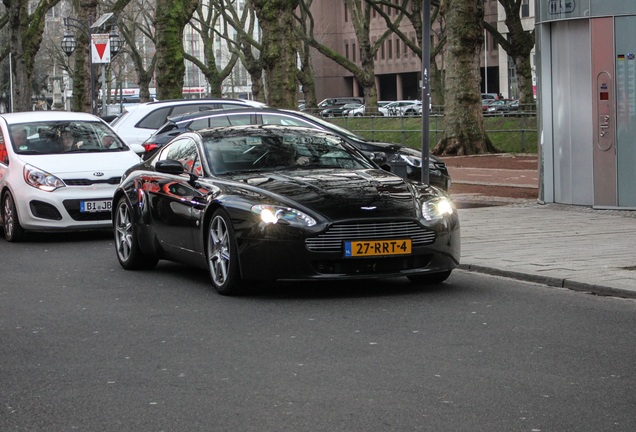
top-left (69, 0), bottom-right (97, 114)
top-left (245, 60), bottom-right (265, 103)
top-left (515, 54), bottom-right (535, 110)
top-left (486, 0), bottom-right (536, 109)
top-left (252, 0), bottom-right (299, 109)
top-left (4, 0), bottom-right (61, 112)
top-left (154, 0), bottom-right (198, 100)
top-left (433, 0), bottom-right (496, 155)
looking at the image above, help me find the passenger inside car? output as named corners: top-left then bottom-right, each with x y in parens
top-left (11, 128), bottom-right (28, 148)
top-left (101, 135), bottom-right (116, 149)
top-left (61, 131), bottom-right (83, 151)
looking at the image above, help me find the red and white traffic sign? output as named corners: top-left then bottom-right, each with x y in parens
top-left (91, 34), bottom-right (111, 64)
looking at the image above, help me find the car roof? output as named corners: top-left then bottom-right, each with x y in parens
top-left (140, 98), bottom-right (264, 109)
top-left (0, 111), bottom-right (103, 125)
top-left (196, 123), bottom-right (340, 139)
top-left (165, 107), bottom-right (302, 124)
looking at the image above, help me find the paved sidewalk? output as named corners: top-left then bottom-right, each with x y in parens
top-left (457, 202), bottom-right (636, 298)
top-left (441, 155), bottom-right (636, 299)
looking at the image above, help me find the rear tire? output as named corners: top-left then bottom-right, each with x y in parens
top-left (114, 196), bottom-right (158, 270)
top-left (206, 209), bottom-right (244, 295)
top-left (2, 192), bottom-right (26, 242)
top-left (407, 270), bottom-right (452, 285)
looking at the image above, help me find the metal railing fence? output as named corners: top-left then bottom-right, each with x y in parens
top-left (319, 109), bottom-right (538, 154)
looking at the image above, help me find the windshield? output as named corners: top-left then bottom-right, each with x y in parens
top-left (9, 121), bottom-right (129, 155)
top-left (202, 131), bottom-right (373, 175)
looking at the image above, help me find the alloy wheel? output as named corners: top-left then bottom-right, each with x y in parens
top-left (115, 201), bottom-right (133, 262)
top-left (208, 215), bottom-right (231, 286)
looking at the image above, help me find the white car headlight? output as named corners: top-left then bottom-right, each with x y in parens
top-left (24, 164), bottom-right (66, 192)
top-left (251, 204), bottom-right (316, 227)
top-left (421, 197), bottom-right (454, 221)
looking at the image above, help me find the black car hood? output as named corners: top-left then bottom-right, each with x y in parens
top-left (224, 168), bottom-right (425, 220)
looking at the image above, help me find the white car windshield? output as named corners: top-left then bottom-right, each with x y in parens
top-left (9, 121), bottom-right (129, 155)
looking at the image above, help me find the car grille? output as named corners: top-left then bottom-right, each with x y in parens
top-left (64, 177), bottom-right (121, 186)
top-left (312, 254), bottom-right (433, 275)
top-left (305, 221), bottom-right (436, 252)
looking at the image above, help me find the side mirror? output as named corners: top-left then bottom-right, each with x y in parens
top-left (156, 159), bottom-right (185, 175)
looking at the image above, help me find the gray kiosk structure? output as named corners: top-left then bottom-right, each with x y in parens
top-left (536, 0), bottom-right (636, 209)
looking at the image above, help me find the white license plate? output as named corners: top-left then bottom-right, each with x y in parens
top-left (80, 200), bottom-right (112, 213)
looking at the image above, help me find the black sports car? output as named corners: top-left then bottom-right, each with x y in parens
top-left (114, 125), bottom-right (460, 295)
top-left (141, 107), bottom-right (451, 191)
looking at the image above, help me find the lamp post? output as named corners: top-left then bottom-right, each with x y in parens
top-left (421, 0), bottom-right (431, 185)
top-left (61, 14), bottom-right (123, 115)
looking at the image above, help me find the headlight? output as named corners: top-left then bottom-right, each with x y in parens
top-left (421, 197), bottom-right (454, 221)
top-left (24, 164), bottom-right (65, 192)
top-left (400, 154), bottom-right (421, 168)
top-left (400, 154), bottom-right (437, 170)
top-left (251, 204), bottom-right (316, 227)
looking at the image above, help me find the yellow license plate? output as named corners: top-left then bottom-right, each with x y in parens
top-left (345, 239), bottom-right (412, 257)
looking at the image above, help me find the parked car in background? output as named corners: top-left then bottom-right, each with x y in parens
top-left (341, 103), bottom-right (364, 116)
top-left (481, 93), bottom-right (500, 101)
top-left (0, 111), bottom-right (142, 241)
top-left (347, 104), bottom-right (366, 116)
top-left (140, 107), bottom-right (452, 191)
top-left (347, 101), bottom-right (392, 117)
top-left (113, 125), bottom-right (460, 295)
top-left (320, 103), bottom-right (363, 118)
top-left (317, 97), bottom-right (363, 109)
top-left (110, 98), bottom-right (266, 146)
top-left (483, 99), bottom-right (517, 115)
top-left (379, 100), bottom-right (422, 116)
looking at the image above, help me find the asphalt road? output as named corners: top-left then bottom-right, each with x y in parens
top-left (1, 232), bottom-right (635, 431)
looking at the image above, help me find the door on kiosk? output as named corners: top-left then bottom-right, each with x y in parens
top-left (615, 16), bottom-right (636, 207)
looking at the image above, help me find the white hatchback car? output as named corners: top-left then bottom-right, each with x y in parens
top-left (110, 98), bottom-right (266, 146)
top-left (0, 111), bottom-right (143, 241)
top-left (379, 100), bottom-right (422, 116)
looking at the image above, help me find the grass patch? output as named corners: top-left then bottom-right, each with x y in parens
top-left (328, 114), bottom-right (538, 154)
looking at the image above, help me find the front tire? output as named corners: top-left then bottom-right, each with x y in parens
top-left (407, 270), bottom-right (452, 285)
top-left (207, 209), bottom-right (243, 295)
top-left (114, 196), bottom-right (158, 270)
top-left (2, 192), bottom-right (26, 242)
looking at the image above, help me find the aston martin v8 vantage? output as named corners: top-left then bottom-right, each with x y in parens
top-left (113, 125), bottom-right (460, 295)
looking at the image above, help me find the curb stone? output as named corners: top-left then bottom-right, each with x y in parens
top-left (458, 264), bottom-right (636, 300)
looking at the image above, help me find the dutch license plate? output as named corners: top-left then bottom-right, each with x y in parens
top-left (80, 200), bottom-right (112, 213)
top-left (345, 239), bottom-right (412, 257)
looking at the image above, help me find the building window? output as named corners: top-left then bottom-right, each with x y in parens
top-left (344, 3), bottom-right (348, 22)
top-left (345, 44), bottom-right (349, 60)
top-left (381, 41), bottom-right (385, 60)
top-left (396, 39), bottom-right (400, 59)
top-left (521, 0), bottom-right (530, 17)
top-left (352, 44), bottom-right (356, 62)
top-left (388, 40), bottom-right (392, 59)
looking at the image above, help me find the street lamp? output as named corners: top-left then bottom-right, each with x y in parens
top-left (60, 14), bottom-right (123, 115)
top-left (109, 29), bottom-right (123, 56)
